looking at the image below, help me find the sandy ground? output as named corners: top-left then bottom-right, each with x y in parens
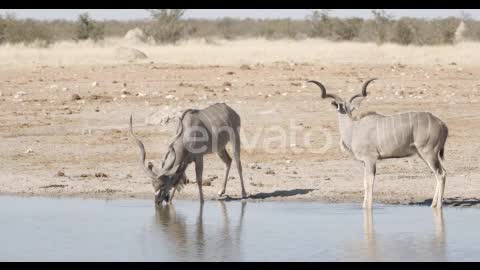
top-left (0, 38), bottom-right (479, 207)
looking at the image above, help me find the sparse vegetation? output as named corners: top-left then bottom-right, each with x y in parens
top-left (0, 10), bottom-right (478, 46)
top-left (145, 9), bottom-right (186, 44)
top-left (75, 13), bottom-right (104, 42)
top-left (0, 13), bottom-right (53, 47)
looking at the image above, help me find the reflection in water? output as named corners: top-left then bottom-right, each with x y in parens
top-left (432, 208), bottom-right (446, 260)
top-left (362, 208), bottom-right (447, 261)
top-left (149, 201), bottom-right (247, 261)
top-left (363, 209), bottom-right (377, 261)
top-left (218, 201), bottom-right (247, 261)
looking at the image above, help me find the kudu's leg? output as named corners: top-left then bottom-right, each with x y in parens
top-left (195, 157), bottom-right (205, 203)
top-left (168, 175), bottom-right (184, 204)
top-left (363, 160), bottom-right (376, 209)
top-left (233, 136), bottom-right (247, 199)
top-left (417, 149), bottom-right (444, 208)
top-left (437, 165), bottom-right (447, 208)
top-left (363, 208), bottom-right (376, 259)
top-left (169, 188), bottom-right (177, 204)
top-left (217, 149), bottom-right (232, 197)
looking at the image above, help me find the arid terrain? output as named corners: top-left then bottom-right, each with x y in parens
top-left (1, 38), bottom-right (479, 207)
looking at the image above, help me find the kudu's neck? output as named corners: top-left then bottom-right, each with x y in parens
top-left (337, 113), bottom-right (354, 149)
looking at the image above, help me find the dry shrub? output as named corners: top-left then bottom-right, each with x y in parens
top-left (145, 9), bottom-right (186, 44)
top-left (1, 10), bottom-right (480, 46)
top-left (0, 14), bottom-right (53, 47)
top-left (75, 13), bottom-right (104, 42)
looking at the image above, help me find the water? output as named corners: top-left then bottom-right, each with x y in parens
top-left (0, 195), bottom-right (479, 261)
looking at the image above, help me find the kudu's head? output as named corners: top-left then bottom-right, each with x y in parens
top-left (129, 115), bottom-right (183, 205)
top-left (307, 78), bottom-right (378, 115)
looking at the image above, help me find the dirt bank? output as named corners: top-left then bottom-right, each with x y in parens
top-left (0, 39), bottom-right (479, 207)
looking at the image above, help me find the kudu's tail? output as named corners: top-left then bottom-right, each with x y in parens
top-left (439, 124), bottom-right (448, 161)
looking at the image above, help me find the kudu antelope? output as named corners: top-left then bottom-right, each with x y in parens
top-left (307, 79), bottom-right (448, 209)
top-left (129, 103), bottom-right (247, 205)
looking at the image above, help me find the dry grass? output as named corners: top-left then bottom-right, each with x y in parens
top-left (1, 38), bottom-right (480, 70)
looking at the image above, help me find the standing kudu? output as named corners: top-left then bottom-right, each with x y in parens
top-left (307, 79), bottom-right (448, 208)
top-left (129, 103), bottom-right (247, 205)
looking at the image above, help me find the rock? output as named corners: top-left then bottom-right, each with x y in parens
top-left (25, 148), bottom-right (34, 154)
top-left (91, 81), bottom-right (98, 87)
top-left (14, 91), bottom-right (27, 99)
top-left (202, 179), bottom-right (212, 186)
top-left (124, 28), bottom-right (152, 44)
top-left (226, 71), bottom-right (235, 75)
top-left (207, 175), bottom-right (218, 181)
top-left (95, 172), bottom-right (108, 178)
top-left (136, 93), bottom-right (147, 97)
top-left (248, 163), bottom-right (262, 169)
top-left (265, 169), bottom-right (276, 175)
top-left (71, 94), bottom-right (81, 101)
top-left (56, 170), bottom-right (65, 177)
top-left (251, 182), bottom-right (264, 187)
top-left (62, 87), bottom-right (69, 91)
top-left (165, 94), bottom-right (175, 99)
top-left (223, 82), bottom-right (232, 87)
top-left (114, 47), bottom-right (148, 61)
top-left (240, 64), bottom-right (252, 70)
top-left (294, 32), bottom-right (308, 41)
top-left (80, 174), bottom-right (89, 178)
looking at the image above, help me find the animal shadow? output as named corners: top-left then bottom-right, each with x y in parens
top-left (218, 188), bottom-right (316, 201)
top-left (409, 197), bottom-right (480, 207)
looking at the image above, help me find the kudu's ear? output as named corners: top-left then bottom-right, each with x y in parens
top-left (348, 97), bottom-right (365, 112)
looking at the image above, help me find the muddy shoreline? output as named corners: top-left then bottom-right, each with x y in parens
top-left (1, 40), bottom-right (479, 210)
top-left (2, 190), bottom-right (479, 208)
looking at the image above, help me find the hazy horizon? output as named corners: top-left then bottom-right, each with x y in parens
top-left (0, 9), bottom-right (478, 21)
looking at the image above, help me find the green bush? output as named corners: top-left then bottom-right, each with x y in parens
top-left (145, 9), bottom-right (186, 44)
top-left (75, 13), bottom-right (104, 42)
